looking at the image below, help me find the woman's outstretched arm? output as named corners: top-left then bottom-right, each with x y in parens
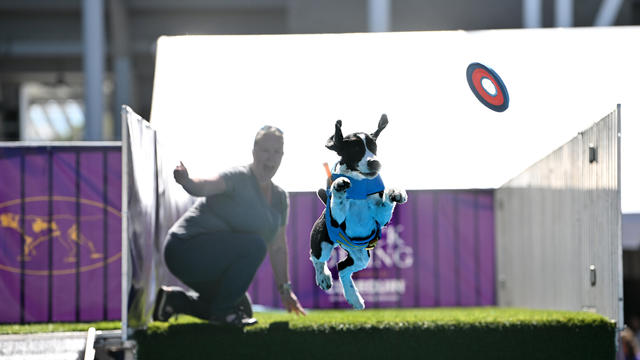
top-left (173, 161), bottom-right (227, 197)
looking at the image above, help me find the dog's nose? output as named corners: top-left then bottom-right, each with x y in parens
top-left (367, 159), bottom-right (381, 172)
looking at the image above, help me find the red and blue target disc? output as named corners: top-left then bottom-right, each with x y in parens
top-left (466, 62), bottom-right (509, 112)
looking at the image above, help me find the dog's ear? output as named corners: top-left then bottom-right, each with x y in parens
top-left (371, 114), bottom-right (388, 140)
top-left (325, 120), bottom-right (343, 152)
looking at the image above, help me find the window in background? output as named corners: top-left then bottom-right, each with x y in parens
top-left (19, 79), bottom-right (113, 141)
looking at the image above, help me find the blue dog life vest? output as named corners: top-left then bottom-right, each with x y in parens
top-left (325, 171), bottom-right (385, 250)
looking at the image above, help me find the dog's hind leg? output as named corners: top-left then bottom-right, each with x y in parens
top-left (310, 211), bottom-right (335, 290)
top-left (338, 248), bottom-right (370, 310)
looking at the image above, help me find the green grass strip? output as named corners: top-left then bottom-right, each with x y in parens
top-left (0, 321), bottom-right (121, 335)
top-left (138, 308), bottom-right (616, 360)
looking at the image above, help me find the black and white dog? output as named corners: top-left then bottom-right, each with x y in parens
top-left (309, 114), bottom-right (407, 309)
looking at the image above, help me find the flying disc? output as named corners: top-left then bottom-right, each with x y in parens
top-left (466, 62), bottom-right (509, 112)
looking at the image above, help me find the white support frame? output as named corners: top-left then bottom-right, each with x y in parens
top-left (615, 104), bottom-right (624, 335)
top-left (120, 105), bottom-right (129, 342)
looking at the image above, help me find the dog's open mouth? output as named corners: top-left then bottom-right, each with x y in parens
top-left (362, 171), bottom-right (378, 178)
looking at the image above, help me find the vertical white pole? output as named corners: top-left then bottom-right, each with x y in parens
top-left (82, 0), bottom-right (104, 140)
top-left (120, 106), bottom-right (129, 342)
top-left (368, 0), bottom-right (391, 32)
top-left (616, 104), bottom-right (624, 336)
top-left (523, 0), bottom-right (543, 28)
top-left (83, 327), bottom-right (96, 360)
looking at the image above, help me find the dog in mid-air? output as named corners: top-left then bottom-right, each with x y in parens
top-left (309, 114), bottom-right (407, 309)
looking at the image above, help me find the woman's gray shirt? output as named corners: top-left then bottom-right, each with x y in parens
top-left (168, 165), bottom-right (288, 245)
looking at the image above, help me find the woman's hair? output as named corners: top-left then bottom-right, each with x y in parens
top-left (254, 125), bottom-right (283, 146)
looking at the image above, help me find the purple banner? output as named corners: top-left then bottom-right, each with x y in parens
top-left (248, 189), bottom-right (495, 309)
top-left (0, 145), bottom-right (121, 323)
top-left (0, 143), bottom-right (493, 323)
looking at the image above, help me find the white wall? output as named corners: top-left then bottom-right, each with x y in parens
top-left (495, 108), bottom-right (621, 326)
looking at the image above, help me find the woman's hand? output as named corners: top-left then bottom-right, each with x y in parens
top-left (172, 162), bottom-right (226, 197)
top-left (173, 161), bottom-right (190, 185)
top-left (280, 290), bottom-right (307, 316)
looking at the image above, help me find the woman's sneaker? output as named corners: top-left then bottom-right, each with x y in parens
top-left (236, 292), bottom-right (253, 318)
top-left (210, 308), bottom-right (257, 328)
top-left (152, 286), bottom-right (178, 322)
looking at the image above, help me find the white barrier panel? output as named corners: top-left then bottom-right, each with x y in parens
top-left (149, 27), bottom-right (640, 213)
top-left (121, 106), bottom-right (160, 335)
top-left (496, 107), bottom-right (621, 327)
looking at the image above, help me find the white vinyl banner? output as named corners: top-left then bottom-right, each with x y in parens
top-left (149, 27), bottom-right (640, 213)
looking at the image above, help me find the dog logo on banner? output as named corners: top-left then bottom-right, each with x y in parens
top-left (0, 196), bottom-right (121, 275)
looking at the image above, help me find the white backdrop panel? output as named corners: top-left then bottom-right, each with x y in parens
top-left (149, 27), bottom-right (640, 212)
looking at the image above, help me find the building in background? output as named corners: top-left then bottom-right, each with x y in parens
top-left (1, 0), bottom-right (639, 141)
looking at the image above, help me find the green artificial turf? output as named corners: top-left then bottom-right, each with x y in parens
top-left (0, 321), bottom-right (121, 335)
top-left (0, 308), bottom-right (614, 359)
top-left (148, 307), bottom-right (611, 331)
top-left (137, 307), bottom-right (616, 360)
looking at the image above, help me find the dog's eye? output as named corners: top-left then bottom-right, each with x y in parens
top-left (365, 136), bottom-right (377, 154)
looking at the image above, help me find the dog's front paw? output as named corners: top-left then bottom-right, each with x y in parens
top-left (332, 177), bottom-right (351, 193)
top-left (316, 268), bottom-right (333, 291)
top-left (388, 189), bottom-right (408, 204)
top-left (311, 257), bottom-right (333, 290)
